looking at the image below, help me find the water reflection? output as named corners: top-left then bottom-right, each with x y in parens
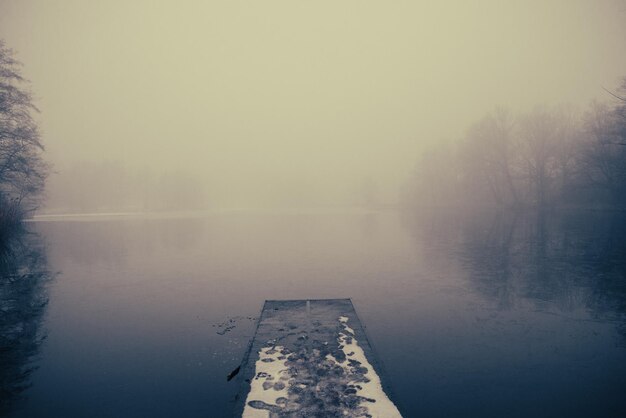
top-left (2, 211), bottom-right (624, 417)
top-left (458, 210), bottom-right (626, 332)
top-left (397, 208), bottom-right (626, 417)
top-left (0, 227), bottom-right (51, 416)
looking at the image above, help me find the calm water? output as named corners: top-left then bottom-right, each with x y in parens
top-left (1, 209), bottom-right (625, 417)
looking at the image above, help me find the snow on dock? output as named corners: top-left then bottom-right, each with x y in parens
top-left (234, 299), bottom-right (402, 417)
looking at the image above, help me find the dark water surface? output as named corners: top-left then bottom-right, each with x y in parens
top-left (1, 209), bottom-right (625, 417)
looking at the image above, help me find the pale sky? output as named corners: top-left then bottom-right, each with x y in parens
top-left (1, 0), bottom-right (625, 207)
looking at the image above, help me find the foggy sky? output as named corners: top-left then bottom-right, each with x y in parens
top-left (1, 0), bottom-right (625, 209)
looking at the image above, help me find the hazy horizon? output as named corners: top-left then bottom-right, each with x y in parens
top-left (1, 0), bottom-right (626, 211)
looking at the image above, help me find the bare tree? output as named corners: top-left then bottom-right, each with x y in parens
top-left (519, 107), bottom-right (560, 207)
top-left (613, 78), bottom-right (626, 145)
top-left (0, 40), bottom-right (47, 224)
top-left (461, 107), bottom-right (520, 207)
top-left (580, 102), bottom-right (626, 206)
top-left (407, 142), bottom-right (460, 208)
top-left (552, 104), bottom-right (583, 200)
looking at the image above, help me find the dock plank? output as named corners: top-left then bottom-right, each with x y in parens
top-left (233, 299), bottom-right (402, 417)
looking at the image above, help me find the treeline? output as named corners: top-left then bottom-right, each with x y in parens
top-left (45, 162), bottom-right (208, 213)
top-left (404, 79), bottom-right (626, 210)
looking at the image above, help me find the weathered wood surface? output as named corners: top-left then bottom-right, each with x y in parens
top-left (233, 299), bottom-right (402, 417)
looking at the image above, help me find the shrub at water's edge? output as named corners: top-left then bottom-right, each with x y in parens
top-left (0, 197), bottom-right (26, 237)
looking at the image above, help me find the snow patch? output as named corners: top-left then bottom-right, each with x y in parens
top-left (242, 346), bottom-right (291, 418)
top-left (336, 316), bottom-right (403, 417)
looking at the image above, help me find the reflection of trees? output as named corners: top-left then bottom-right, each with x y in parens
top-left (571, 212), bottom-right (626, 324)
top-left (0, 226), bottom-right (51, 416)
top-left (456, 209), bottom-right (626, 332)
top-left (457, 210), bottom-right (520, 310)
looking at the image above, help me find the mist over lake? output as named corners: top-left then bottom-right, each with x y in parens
top-left (1, 1), bottom-right (626, 417)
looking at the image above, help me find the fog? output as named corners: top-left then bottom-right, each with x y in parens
top-left (1, 0), bottom-right (625, 211)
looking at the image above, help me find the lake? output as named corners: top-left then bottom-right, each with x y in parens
top-left (1, 209), bottom-right (625, 417)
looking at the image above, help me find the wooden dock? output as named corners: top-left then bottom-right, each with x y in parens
top-left (233, 299), bottom-right (403, 417)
